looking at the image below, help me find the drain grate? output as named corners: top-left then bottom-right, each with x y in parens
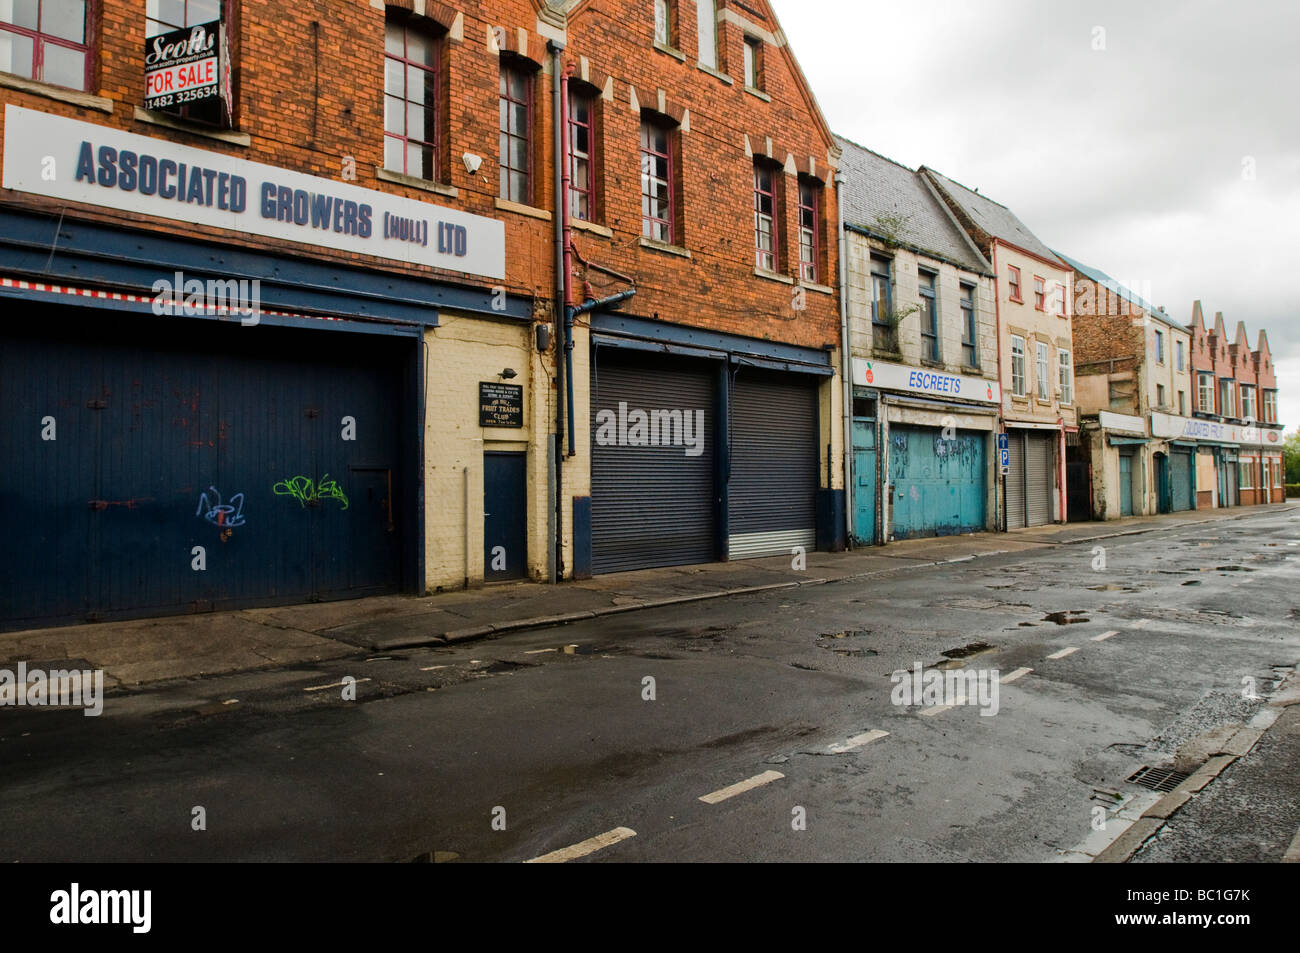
top-left (1127, 766), bottom-right (1191, 793)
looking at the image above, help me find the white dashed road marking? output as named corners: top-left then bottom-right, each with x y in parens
top-left (1046, 647), bottom-right (1080, 660)
top-left (1089, 631), bottom-right (1119, 642)
top-left (1001, 667), bottom-right (1033, 683)
top-left (526, 827), bottom-right (637, 863)
top-left (699, 770), bottom-right (785, 804)
top-left (827, 730), bottom-right (889, 753)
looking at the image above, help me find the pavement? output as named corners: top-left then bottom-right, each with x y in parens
top-left (1, 503), bottom-right (1293, 689)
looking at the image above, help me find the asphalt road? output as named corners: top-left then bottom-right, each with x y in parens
top-left (2, 508), bottom-right (1298, 862)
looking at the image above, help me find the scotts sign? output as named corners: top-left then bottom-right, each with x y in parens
top-left (144, 20), bottom-right (231, 121)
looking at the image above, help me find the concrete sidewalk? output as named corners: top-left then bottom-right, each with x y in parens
top-left (2, 504), bottom-right (1290, 688)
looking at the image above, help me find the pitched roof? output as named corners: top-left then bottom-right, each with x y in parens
top-left (1054, 251), bottom-right (1177, 326)
top-left (921, 167), bottom-right (1064, 268)
top-left (834, 137), bottom-right (991, 275)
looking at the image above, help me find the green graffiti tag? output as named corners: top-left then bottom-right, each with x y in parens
top-left (272, 474), bottom-right (350, 510)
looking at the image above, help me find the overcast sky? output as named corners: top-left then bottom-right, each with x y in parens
top-left (776, 0), bottom-right (1300, 431)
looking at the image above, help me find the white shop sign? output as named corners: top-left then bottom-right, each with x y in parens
top-left (1149, 412), bottom-right (1282, 448)
top-left (2, 105), bottom-right (505, 279)
top-left (852, 357), bottom-right (1000, 404)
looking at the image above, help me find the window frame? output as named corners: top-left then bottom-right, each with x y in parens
top-left (1175, 338), bottom-right (1185, 371)
top-left (960, 282), bottom-right (977, 368)
top-left (696, 0), bottom-right (717, 68)
top-left (1198, 373), bottom-right (1214, 413)
top-left (640, 115), bottom-right (675, 243)
top-left (1035, 340), bottom-right (1050, 400)
top-left (384, 14), bottom-right (443, 183)
top-left (567, 86), bottom-right (596, 222)
top-left (1154, 329), bottom-right (1165, 364)
top-left (1263, 389), bottom-right (1277, 423)
top-left (1011, 334), bottom-right (1027, 397)
top-left (1007, 265), bottom-right (1022, 303)
top-left (1240, 384), bottom-right (1256, 421)
top-left (870, 254), bottom-right (895, 352)
top-left (1178, 390), bottom-right (1186, 415)
top-left (753, 160), bottom-right (778, 272)
top-left (654, 0), bottom-right (673, 47)
top-left (1058, 348), bottom-right (1072, 404)
top-left (498, 58), bottom-right (534, 205)
top-left (796, 177), bottom-right (819, 283)
top-left (1033, 276), bottom-right (1046, 311)
top-left (1218, 378), bottom-right (1236, 418)
top-left (918, 268), bottom-right (939, 362)
top-left (1157, 383), bottom-right (1167, 408)
top-left (1, 0), bottom-right (94, 92)
top-left (742, 35), bottom-right (762, 90)
top-left (145, 0), bottom-right (227, 126)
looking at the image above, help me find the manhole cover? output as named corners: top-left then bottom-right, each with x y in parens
top-left (1127, 766), bottom-right (1191, 793)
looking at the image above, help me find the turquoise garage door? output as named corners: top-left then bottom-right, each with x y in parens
top-left (887, 425), bottom-right (986, 540)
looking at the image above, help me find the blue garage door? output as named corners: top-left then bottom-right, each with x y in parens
top-left (888, 425), bottom-right (986, 540)
top-left (1, 307), bottom-right (410, 630)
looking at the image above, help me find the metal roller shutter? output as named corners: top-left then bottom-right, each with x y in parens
top-left (888, 425), bottom-right (986, 540)
top-left (1, 307), bottom-right (408, 630)
top-left (1170, 449), bottom-right (1193, 511)
top-left (1005, 432), bottom-right (1027, 530)
top-left (1025, 432), bottom-right (1054, 526)
top-left (591, 354), bottom-right (716, 573)
top-left (728, 370), bottom-right (817, 558)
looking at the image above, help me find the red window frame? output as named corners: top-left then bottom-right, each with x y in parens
top-left (567, 88), bottom-right (594, 221)
top-left (1033, 275), bottom-right (1046, 311)
top-left (640, 118), bottom-right (674, 242)
top-left (1008, 265), bottom-right (1022, 302)
top-left (2, 0), bottom-right (93, 92)
top-left (499, 61), bottom-right (533, 204)
top-left (1054, 280), bottom-right (1066, 316)
top-left (754, 161), bottom-right (777, 271)
top-left (797, 178), bottom-right (818, 283)
top-left (384, 17), bottom-right (441, 182)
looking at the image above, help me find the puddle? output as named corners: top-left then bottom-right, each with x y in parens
top-left (1043, 611), bottom-right (1090, 625)
top-left (1087, 584), bottom-right (1136, 592)
top-left (1181, 580), bottom-right (1202, 586)
top-left (1215, 565), bottom-right (1255, 572)
top-left (829, 647), bottom-right (876, 658)
top-left (819, 629), bottom-right (870, 640)
top-left (941, 641), bottom-right (993, 659)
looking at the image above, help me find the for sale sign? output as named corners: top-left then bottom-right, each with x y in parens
top-left (144, 21), bottom-right (222, 112)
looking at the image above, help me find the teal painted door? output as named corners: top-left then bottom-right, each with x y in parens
top-left (1119, 451), bottom-right (1134, 516)
top-left (852, 419), bottom-right (876, 545)
top-left (888, 425), bottom-right (986, 540)
top-left (1170, 450), bottom-right (1193, 511)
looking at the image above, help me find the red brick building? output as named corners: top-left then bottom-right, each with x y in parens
top-left (0, 0), bottom-right (843, 629)
top-left (1184, 302), bottom-right (1283, 507)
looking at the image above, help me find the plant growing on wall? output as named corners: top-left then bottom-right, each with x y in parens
top-left (873, 212), bottom-right (914, 249)
top-left (872, 302), bottom-right (919, 353)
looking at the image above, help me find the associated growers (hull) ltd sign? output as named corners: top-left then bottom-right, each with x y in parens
top-left (1, 106), bottom-right (505, 280)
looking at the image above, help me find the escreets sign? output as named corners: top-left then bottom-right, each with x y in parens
top-left (1, 105), bottom-right (505, 279)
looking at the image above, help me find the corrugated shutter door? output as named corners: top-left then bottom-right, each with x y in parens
top-left (728, 370), bottom-right (818, 558)
top-left (1005, 432), bottom-right (1027, 529)
top-left (591, 355), bottom-right (715, 573)
top-left (1170, 449), bottom-right (1193, 511)
top-left (1025, 432), bottom-right (1054, 526)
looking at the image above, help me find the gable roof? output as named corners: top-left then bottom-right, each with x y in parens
top-left (921, 167), bottom-right (1064, 269)
top-left (1188, 300), bottom-right (1206, 334)
top-left (835, 136), bottom-right (991, 275)
top-left (1256, 329), bottom-right (1272, 356)
top-left (1054, 251), bottom-right (1178, 326)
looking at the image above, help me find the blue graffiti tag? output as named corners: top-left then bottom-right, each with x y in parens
top-left (197, 486), bottom-right (246, 527)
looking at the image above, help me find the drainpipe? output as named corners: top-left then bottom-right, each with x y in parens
top-left (834, 170), bottom-right (852, 549)
top-left (549, 38), bottom-right (566, 583)
top-left (559, 65), bottom-right (578, 459)
top-left (991, 242), bottom-right (1006, 532)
